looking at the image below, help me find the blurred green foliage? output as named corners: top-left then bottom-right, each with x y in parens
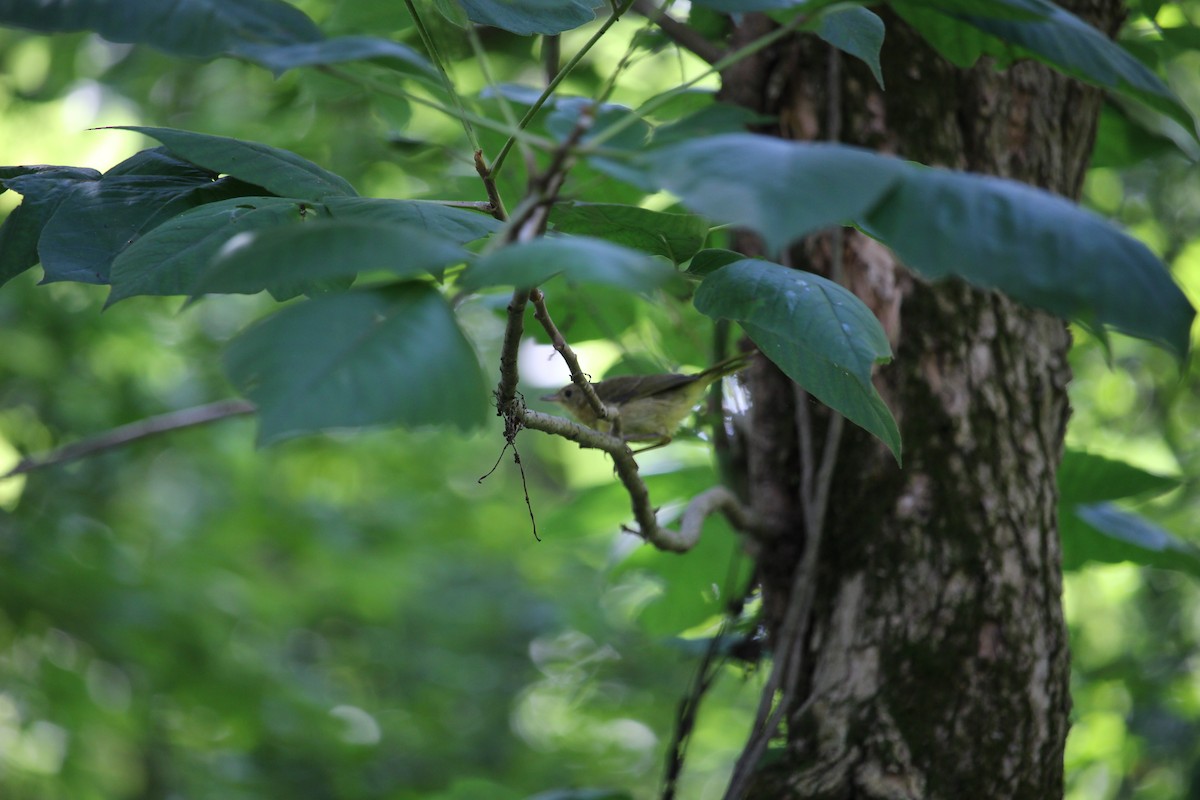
top-left (0, 1), bottom-right (1199, 798)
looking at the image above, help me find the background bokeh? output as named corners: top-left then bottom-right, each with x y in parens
top-left (1, 2), bottom-right (1198, 798)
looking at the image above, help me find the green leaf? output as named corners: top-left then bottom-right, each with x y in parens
top-left (686, 248), bottom-right (744, 277)
top-left (689, 0), bottom-right (807, 10)
top-left (110, 126), bottom-right (357, 200)
top-left (646, 134), bottom-right (906, 253)
top-left (231, 36), bottom-right (435, 80)
top-left (108, 197), bottom-right (318, 303)
top-left (197, 220), bottom-right (469, 295)
top-left (1058, 449), bottom-right (1181, 505)
top-left (0, 0), bottom-right (322, 58)
top-left (1060, 502), bottom-right (1200, 576)
top-left (459, 236), bottom-right (676, 294)
top-left (549, 203), bottom-right (709, 263)
top-left (1090, 102), bottom-right (1185, 169)
top-left (895, 0), bottom-right (1197, 136)
top-left (0, 166), bottom-right (100, 286)
top-left (224, 284), bottom-right (487, 444)
top-left (323, 197), bottom-right (502, 244)
top-left (863, 166), bottom-right (1196, 360)
top-left (694, 259), bottom-right (901, 461)
top-left (457, 0), bottom-right (598, 35)
top-left (816, 7), bottom-right (886, 89)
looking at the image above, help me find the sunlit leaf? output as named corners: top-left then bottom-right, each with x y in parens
top-left (694, 259), bottom-right (901, 460)
top-left (224, 284), bottom-right (487, 444)
top-left (1058, 449), bottom-right (1181, 505)
top-left (459, 236), bottom-right (676, 294)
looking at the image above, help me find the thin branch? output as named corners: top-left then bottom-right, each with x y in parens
top-left (2, 400), bottom-right (256, 479)
top-left (588, 13), bottom-right (806, 150)
top-left (633, 0), bottom-right (725, 65)
top-left (474, 150), bottom-right (508, 221)
top-left (530, 288), bottom-right (609, 422)
top-left (489, 0), bottom-right (635, 179)
top-left (722, 44), bottom-right (851, 800)
top-left (402, 0), bottom-right (479, 150)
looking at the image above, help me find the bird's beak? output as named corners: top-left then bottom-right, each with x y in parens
top-left (540, 392), bottom-right (560, 402)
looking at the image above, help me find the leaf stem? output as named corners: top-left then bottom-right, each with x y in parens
top-left (2, 400), bottom-right (256, 479)
top-left (402, 0), bottom-right (479, 150)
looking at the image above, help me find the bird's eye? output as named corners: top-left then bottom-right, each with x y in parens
top-left (564, 388), bottom-right (574, 397)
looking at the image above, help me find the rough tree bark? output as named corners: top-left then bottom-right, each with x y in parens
top-left (721, 1), bottom-right (1123, 797)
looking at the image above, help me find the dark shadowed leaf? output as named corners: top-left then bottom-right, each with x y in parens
top-left (895, 0), bottom-right (1196, 135)
top-left (816, 6), bottom-right (886, 88)
top-left (694, 259), bottom-right (900, 460)
top-left (0, 0), bottom-right (322, 58)
top-left (1058, 449), bottom-right (1181, 505)
top-left (324, 197), bottom-right (502, 243)
top-left (110, 127), bottom-right (357, 200)
top-left (457, 0), bottom-right (598, 34)
top-left (460, 236), bottom-right (675, 294)
top-left (549, 203), bottom-right (709, 263)
top-left (685, 248), bottom-right (744, 277)
top-left (232, 36), bottom-right (435, 79)
top-left (108, 197), bottom-right (320, 303)
top-left (0, 166), bottom-right (100, 286)
top-left (224, 283), bottom-right (487, 444)
top-left (196, 220), bottom-right (469, 295)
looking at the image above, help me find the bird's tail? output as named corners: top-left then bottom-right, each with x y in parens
top-left (698, 349), bottom-right (756, 382)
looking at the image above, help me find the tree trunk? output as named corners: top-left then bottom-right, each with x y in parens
top-left (722, 2), bottom-right (1122, 796)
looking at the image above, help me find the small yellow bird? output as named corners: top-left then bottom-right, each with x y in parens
top-left (541, 352), bottom-right (752, 450)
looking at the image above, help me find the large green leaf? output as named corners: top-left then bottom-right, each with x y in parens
top-left (549, 203), bottom-right (709, 263)
top-left (0, 166), bottom-right (100, 287)
top-left (0, 0), bottom-right (436, 80)
top-left (459, 236), bottom-right (676, 294)
top-left (108, 197), bottom-right (319, 303)
top-left (647, 134), bottom-right (906, 253)
top-left (232, 37), bottom-right (434, 80)
top-left (456, 0), bottom-right (598, 34)
top-left (649, 134), bottom-right (1194, 359)
top-left (111, 127), bottom-right (357, 200)
top-left (863, 166), bottom-right (1195, 360)
top-left (324, 197), bottom-right (502, 244)
top-left (0, 0), bottom-right (321, 58)
top-left (224, 284), bottom-right (487, 444)
top-left (196, 221), bottom-right (469, 295)
top-left (1061, 503), bottom-right (1200, 575)
top-left (816, 6), bottom-right (886, 89)
top-left (894, 0), bottom-right (1196, 135)
top-left (1058, 448), bottom-right (1181, 505)
top-left (693, 259), bottom-right (901, 461)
